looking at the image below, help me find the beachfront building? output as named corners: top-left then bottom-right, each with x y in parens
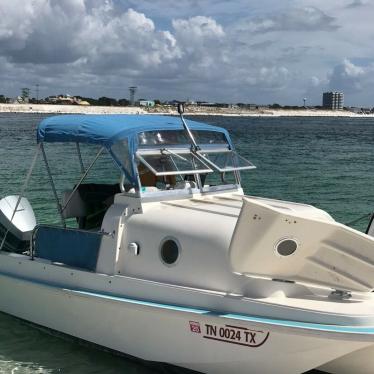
top-left (139, 100), bottom-right (155, 107)
top-left (322, 91), bottom-right (344, 110)
top-left (46, 95), bottom-right (90, 106)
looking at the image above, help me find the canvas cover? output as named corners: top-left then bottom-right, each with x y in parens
top-left (37, 114), bottom-right (231, 148)
top-left (37, 114), bottom-right (232, 186)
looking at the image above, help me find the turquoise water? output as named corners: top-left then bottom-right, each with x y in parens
top-left (208, 115), bottom-right (374, 230)
top-left (0, 113), bottom-right (373, 373)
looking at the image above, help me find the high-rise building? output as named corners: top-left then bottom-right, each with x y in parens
top-left (129, 86), bottom-right (137, 106)
top-left (322, 92), bottom-right (344, 110)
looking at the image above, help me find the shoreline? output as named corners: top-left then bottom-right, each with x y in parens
top-left (0, 103), bottom-right (373, 118)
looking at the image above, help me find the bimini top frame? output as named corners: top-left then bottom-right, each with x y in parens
top-left (37, 114), bottom-right (234, 187)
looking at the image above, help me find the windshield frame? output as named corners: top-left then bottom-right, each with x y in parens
top-left (196, 149), bottom-right (256, 173)
top-left (136, 147), bottom-right (213, 176)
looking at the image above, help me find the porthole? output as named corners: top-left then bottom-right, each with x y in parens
top-left (160, 238), bottom-right (180, 266)
top-left (275, 238), bottom-right (298, 257)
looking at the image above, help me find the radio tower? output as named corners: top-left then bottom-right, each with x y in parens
top-left (129, 86), bottom-right (137, 106)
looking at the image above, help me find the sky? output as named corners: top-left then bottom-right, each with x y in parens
top-left (0, 0), bottom-right (373, 106)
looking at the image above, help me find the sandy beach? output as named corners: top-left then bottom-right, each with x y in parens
top-left (0, 103), bottom-right (147, 115)
top-left (0, 103), bottom-right (373, 117)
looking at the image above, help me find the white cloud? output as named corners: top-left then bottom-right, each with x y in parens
top-left (0, 1), bottom-right (41, 47)
top-left (244, 66), bottom-right (290, 89)
top-left (172, 16), bottom-right (225, 41)
top-left (81, 7), bottom-right (182, 70)
top-left (328, 59), bottom-right (372, 92)
top-left (235, 6), bottom-right (338, 34)
top-left (346, 0), bottom-right (369, 8)
top-left (171, 16), bottom-right (227, 77)
top-left (0, 1), bottom-right (373, 106)
top-left (309, 76), bottom-right (322, 87)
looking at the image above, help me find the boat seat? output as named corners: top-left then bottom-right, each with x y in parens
top-left (62, 184), bottom-right (121, 229)
top-left (61, 190), bottom-right (87, 219)
top-left (33, 225), bottom-right (102, 271)
top-left (76, 184), bottom-right (120, 229)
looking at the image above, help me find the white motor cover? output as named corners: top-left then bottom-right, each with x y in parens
top-left (0, 196), bottom-right (36, 241)
top-left (229, 196), bottom-right (374, 292)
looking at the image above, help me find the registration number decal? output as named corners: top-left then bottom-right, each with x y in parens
top-left (189, 321), bottom-right (269, 347)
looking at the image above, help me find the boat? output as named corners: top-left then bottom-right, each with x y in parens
top-left (1, 105), bottom-right (374, 374)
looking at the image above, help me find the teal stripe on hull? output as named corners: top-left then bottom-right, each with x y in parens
top-left (72, 289), bottom-right (374, 335)
top-left (0, 268), bottom-right (373, 336)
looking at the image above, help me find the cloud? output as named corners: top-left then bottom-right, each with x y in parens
top-left (346, 0), bottom-right (368, 8)
top-left (172, 16), bottom-right (227, 76)
top-left (328, 59), bottom-right (372, 92)
top-left (0, 1), bottom-right (182, 69)
top-left (235, 7), bottom-right (339, 34)
top-left (244, 66), bottom-right (290, 90)
top-left (172, 16), bottom-right (225, 44)
top-left (0, 0), bottom-right (88, 63)
top-left (81, 7), bottom-right (182, 72)
top-left (303, 59), bottom-right (374, 105)
top-left (0, 1), bottom-right (373, 106)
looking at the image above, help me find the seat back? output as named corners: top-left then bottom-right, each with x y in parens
top-left (61, 190), bottom-right (87, 219)
top-left (33, 225), bottom-right (102, 271)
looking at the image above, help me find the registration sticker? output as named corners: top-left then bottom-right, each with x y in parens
top-left (189, 321), bottom-right (202, 333)
top-left (189, 322), bottom-right (269, 347)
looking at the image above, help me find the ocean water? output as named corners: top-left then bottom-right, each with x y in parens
top-left (0, 112), bottom-right (373, 373)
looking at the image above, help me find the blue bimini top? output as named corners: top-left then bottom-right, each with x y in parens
top-left (37, 114), bottom-right (231, 148)
top-left (37, 114), bottom-right (232, 185)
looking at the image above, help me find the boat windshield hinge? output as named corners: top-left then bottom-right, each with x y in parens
top-left (329, 289), bottom-right (352, 300)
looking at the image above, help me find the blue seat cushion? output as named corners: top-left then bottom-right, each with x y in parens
top-left (34, 225), bottom-right (102, 271)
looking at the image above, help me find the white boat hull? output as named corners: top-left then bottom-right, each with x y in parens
top-left (0, 272), bottom-right (369, 374)
top-left (319, 345), bottom-right (374, 374)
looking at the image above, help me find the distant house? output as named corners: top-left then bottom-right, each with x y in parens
top-left (78, 100), bottom-right (90, 106)
top-left (348, 107), bottom-right (371, 114)
top-left (47, 96), bottom-right (59, 103)
top-left (243, 104), bottom-right (270, 110)
top-left (166, 100), bottom-right (179, 106)
top-left (17, 96), bottom-right (28, 104)
top-left (198, 102), bottom-right (218, 107)
top-left (46, 95), bottom-right (90, 106)
top-left (46, 95), bottom-right (74, 105)
top-left (139, 100), bottom-right (155, 107)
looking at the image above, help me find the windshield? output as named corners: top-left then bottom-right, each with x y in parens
top-left (136, 147), bottom-right (255, 192)
top-left (111, 130), bottom-right (255, 194)
top-left (197, 150), bottom-right (255, 172)
top-left (138, 130), bottom-right (228, 147)
top-left (137, 149), bottom-right (212, 176)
